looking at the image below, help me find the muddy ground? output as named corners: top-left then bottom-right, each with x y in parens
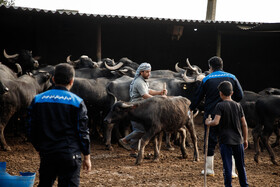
top-left (1, 115), bottom-right (280, 186)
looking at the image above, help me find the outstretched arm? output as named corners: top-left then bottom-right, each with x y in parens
top-left (149, 89), bottom-right (168, 96)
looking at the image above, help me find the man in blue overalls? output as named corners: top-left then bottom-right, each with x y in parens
top-left (190, 56), bottom-right (244, 177)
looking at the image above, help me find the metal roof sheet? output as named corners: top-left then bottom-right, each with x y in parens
top-left (1, 4), bottom-right (262, 24)
top-left (2, 4), bottom-right (280, 32)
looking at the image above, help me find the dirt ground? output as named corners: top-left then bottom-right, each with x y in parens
top-left (1, 115), bottom-right (280, 187)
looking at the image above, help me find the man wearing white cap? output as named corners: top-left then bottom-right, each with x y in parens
top-left (119, 62), bottom-right (167, 157)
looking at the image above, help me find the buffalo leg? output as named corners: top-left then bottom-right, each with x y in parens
top-left (165, 132), bottom-right (175, 151)
top-left (261, 122), bottom-right (278, 165)
top-left (252, 127), bottom-right (261, 163)
top-left (0, 124), bottom-right (11, 151)
top-left (136, 131), bottom-right (154, 165)
top-left (178, 127), bottom-right (188, 159)
top-left (261, 134), bottom-right (278, 165)
top-left (186, 121), bottom-right (199, 161)
top-left (104, 122), bottom-right (115, 151)
top-left (271, 124), bottom-right (280, 148)
top-left (0, 110), bottom-right (15, 151)
top-left (153, 132), bottom-right (163, 162)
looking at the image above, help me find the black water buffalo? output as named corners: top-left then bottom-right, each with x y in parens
top-left (240, 90), bottom-right (280, 149)
top-left (70, 77), bottom-right (115, 112)
top-left (33, 65), bottom-right (55, 76)
top-left (66, 55), bottom-right (98, 69)
top-left (3, 49), bottom-right (39, 75)
top-left (75, 65), bottom-right (135, 80)
top-left (0, 63), bottom-right (17, 95)
top-left (104, 75), bottom-right (202, 149)
top-left (240, 91), bottom-right (262, 129)
top-left (74, 67), bottom-right (115, 79)
top-left (104, 57), bottom-right (139, 71)
top-left (258, 87), bottom-right (280, 96)
top-left (150, 69), bottom-right (183, 78)
top-left (70, 77), bottom-right (116, 140)
top-left (253, 95), bottom-right (280, 165)
top-left (98, 58), bottom-right (117, 68)
top-left (104, 96), bottom-right (199, 165)
top-left (72, 57), bottom-right (138, 79)
top-left (103, 61), bottom-right (205, 149)
top-left (0, 63), bottom-right (18, 80)
top-left (0, 72), bottom-right (51, 151)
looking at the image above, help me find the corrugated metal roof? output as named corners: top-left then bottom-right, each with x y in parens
top-left (2, 4), bottom-right (280, 32)
top-left (1, 4), bottom-right (262, 25)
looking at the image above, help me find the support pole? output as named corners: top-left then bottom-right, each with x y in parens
top-left (97, 24), bottom-right (102, 62)
top-left (216, 32), bottom-right (221, 57)
top-left (206, 0), bottom-right (217, 21)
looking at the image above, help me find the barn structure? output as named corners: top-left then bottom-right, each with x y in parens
top-left (0, 5), bottom-right (279, 92)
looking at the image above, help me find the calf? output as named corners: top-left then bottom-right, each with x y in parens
top-left (104, 96), bottom-right (199, 165)
top-left (0, 72), bottom-right (51, 151)
top-left (253, 95), bottom-right (280, 165)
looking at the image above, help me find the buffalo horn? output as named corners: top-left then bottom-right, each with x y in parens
top-left (92, 61), bottom-right (99, 68)
top-left (105, 62), bottom-right (124, 70)
top-left (193, 109), bottom-right (199, 118)
top-left (119, 69), bottom-right (128, 73)
top-left (121, 102), bottom-right (133, 108)
top-left (175, 62), bottom-right (185, 73)
top-left (15, 63), bottom-right (22, 75)
top-left (4, 49), bottom-right (19, 59)
top-left (0, 81), bottom-right (9, 94)
top-left (66, 55), bottom-right (72, 63)
top-left (183, 69), bottom-right (196, 83)
top-left (186, 58), bottom-right (200, 75)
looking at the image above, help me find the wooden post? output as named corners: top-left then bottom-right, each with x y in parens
top-left (206, 0), bottom-right (217, 21)
top-left (216, 32), bottom-right (221, 57)
top-left (204, 115), bottom-right (211, 187)
top-left (97, 24), bottom-right (102, 62)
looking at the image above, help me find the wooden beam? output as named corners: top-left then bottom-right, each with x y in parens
top-left (97, 24), bottom-right (102, 62)
top-left (216, 32), bottom-right (221, 57)
top-left (206, 0), bottom-right (217, 21)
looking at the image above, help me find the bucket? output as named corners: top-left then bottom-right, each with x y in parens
top-left (0, 162), bottom-right (36, 187)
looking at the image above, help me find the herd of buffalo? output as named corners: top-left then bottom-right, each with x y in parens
top-left (0, 49), bottom-right (279, 165)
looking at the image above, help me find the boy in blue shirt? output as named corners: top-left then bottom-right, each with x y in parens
top-left (205, 81), bottom-right (248, 187)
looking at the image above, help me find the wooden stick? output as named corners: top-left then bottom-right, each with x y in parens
top-left (162, 83), bottom-right (167, 95)
top-left (204, 114), bottom-right (211, 187)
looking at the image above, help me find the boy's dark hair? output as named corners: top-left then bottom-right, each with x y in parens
top-left (208, 56), bottom-right (223, 70)
top-left (54, 63), bottom-right (75, 85)
top-left (218, 81), bottom-right (233, 96)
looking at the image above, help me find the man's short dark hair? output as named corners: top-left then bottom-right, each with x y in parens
top-left (208, 56), bottom-right (223, 70)
top-left (218, 81), bottom-right (233, 96)
top-left (54, 63), bottom-right (75, 85)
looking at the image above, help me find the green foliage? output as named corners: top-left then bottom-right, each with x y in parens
top-left (0, 0), bottom-right (15, 6)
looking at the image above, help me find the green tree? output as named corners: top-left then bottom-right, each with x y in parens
top-left (0, 0), bottom-right (15, 6)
